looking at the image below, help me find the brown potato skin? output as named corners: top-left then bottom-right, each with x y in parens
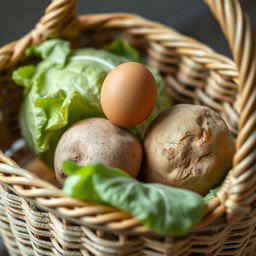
top-left (54, 118), bottom-right (142, 186)
top-left (142, 104), bottom-right (235, 195)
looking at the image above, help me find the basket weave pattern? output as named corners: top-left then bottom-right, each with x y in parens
top-left (0, 0), bottom-right (256, 255)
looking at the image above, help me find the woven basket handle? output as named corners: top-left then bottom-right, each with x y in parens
top-left (35, 0), bottom-right (79, 39)
top-left (204, 0), bottom-right (256, 219)
top-left (0, 0), bottom-right (79, 70)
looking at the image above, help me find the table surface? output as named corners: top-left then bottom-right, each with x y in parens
top-left (0, 0), bottom-right (255, 255)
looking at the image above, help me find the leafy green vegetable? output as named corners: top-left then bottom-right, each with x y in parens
top-left (204, 186), bottom-right (221, 202)
top-left (103, 39), bottom-right (142, 63)
top-left (12, 65), bottom-right (36, 88)
top-left (26, 39), bottom-right (71, 67)
top-left (13, 39), bottom-right (172, 167)
top-left (63, 161), bottom-right (205, 236)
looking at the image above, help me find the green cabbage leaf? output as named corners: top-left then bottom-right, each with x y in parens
top-left (63, 161), bottom-right (205, 236)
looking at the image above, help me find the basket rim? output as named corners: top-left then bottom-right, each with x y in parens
top-left (0, 12), bottom-right (238, 74)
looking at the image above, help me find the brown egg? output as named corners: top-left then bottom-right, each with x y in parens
top-left (100, 62), bottom-right (157, 127)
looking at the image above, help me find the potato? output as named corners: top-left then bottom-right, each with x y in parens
top-left (54, 118), bottom-right (142, 186)
top-left (142, 104), bottom-right (235, 195)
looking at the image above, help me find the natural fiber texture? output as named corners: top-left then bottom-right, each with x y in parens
top-left (206, 0), bottom-right (256, 220)
top-left (0, 0), bottom-right (256, 255)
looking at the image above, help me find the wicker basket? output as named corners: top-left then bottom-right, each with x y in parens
top-left (0, 0), bottom-right (256, 255)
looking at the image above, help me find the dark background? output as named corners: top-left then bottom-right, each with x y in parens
top-left (0, 0), bottom-right (255, 255)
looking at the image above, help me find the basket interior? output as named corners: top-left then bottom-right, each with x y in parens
top-left (0, 22), bottom-right (239, 170)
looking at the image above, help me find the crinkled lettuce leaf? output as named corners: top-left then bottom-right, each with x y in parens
top-left (26, 39), bottom-right (71, 67)
top-left (13, 39), bottom-right (172, 167)
top-left (103, 39), bottom-right (142, 63)
top-left (204, 185), bottom-right (222, 202)
top-left (63, 161), bottom-right (205, 236)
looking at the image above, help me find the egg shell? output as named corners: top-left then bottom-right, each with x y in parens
top-left (100, 62), bottom-right (157, 127)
